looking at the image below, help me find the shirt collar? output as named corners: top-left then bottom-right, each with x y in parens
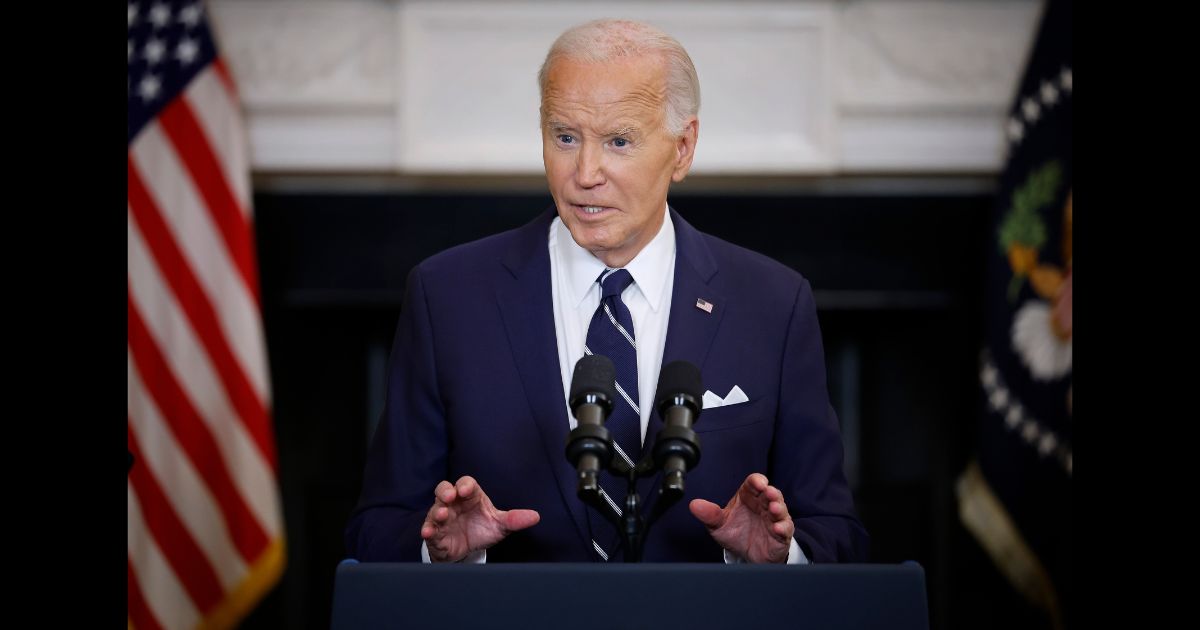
top-left (554, 203), bottom-right (675, 313)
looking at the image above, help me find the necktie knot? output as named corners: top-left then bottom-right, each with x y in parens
top-left (598, 268), bottom-right (634, 300)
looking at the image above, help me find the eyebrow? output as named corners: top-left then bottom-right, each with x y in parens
top-left (545, 121), bottom-right (639, 137)
top-left (602, 126), bottom-right (639, 137)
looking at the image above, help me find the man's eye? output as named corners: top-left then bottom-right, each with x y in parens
top-left (612, 138), bottom-right (629, 148)
top-left (558, 134), bottom-right (575, 144)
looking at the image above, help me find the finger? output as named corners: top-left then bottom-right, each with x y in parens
top-left (430, 506), bottom-right (450, 523)
top-left (421, 510), bottom-right (446, 540)
top-left (748, 473), bottom-right (769, 492)
top-left (502, 509), bottom-right (541, 533)
top-left (768, 500), bottom-right (790, 521)
top-left (455, 475), bottom-right (477, 500)
top-left (737, 479), bottom-right (769, 512)
top-left (773, 517), bottom-right (795, 540)
top-left (434, 480), bottom-right (456, 504)
top-left (421, 498), bottom-right (443, 539)
top-left (763, 487), bottom-right (785, 512)
top-left (688, 498), bottom-right (725, 529)
top-left (737, 478), bottom-right (757, 502)
top-left (751, 485), bottom-right (777, 512)
top-left (739, 474), bottom-right (769, 502)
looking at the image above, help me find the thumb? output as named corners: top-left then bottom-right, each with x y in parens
top-left (502, 509), bottom-right (541, 533)
top-left (689, 498), bottom-right (724, 529)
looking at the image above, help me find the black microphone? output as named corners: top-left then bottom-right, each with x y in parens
top-left (652, 360), bottom-right (704, 493)
top-left (565, 355), bottom-right (617, 493)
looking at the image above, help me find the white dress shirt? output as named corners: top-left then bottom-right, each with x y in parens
top-left (423, 204), bottom-right (806, 564)
top-left (549, 205), bottom-right (676, 444)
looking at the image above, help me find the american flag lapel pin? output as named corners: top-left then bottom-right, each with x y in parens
top-left (695, 298), bottom-right (714, 313)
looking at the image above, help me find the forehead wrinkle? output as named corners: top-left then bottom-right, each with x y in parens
top-left (542, 67), bottom-right (667, 104)
top-left (543, 97), bottom-right (664, 136)
top-left (547, 85), bottom-right (665, 113)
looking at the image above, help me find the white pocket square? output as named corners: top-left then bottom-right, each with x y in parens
top-left (702, 385), bottom-right (749, 409)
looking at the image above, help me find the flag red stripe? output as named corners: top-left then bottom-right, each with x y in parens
top-left (128, 424), bottom-right (225, 615)
top-left (212, 57), bottom-right (239, 101)
top-left (127, 294), bottom-right (271, 564)
top-left (127, 556), bottom-right (166, 630)
top-left (157, 97), bottom-right (261, 306)
top-left (127, 157), bottom-right (277, 470)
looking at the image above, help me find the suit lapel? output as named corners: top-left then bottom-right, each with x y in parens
top-left (494, 209), bottom-right (593, 553)
top-left (638, 209), bottom-right (726, 513)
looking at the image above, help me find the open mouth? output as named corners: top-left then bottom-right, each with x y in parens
top-left (573, 204), bottom-right (614, 216)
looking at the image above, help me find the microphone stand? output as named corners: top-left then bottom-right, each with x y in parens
top-left (574, 442), bottom-right (691, 562)
top-left (567, 359), bottom-right (703, 563)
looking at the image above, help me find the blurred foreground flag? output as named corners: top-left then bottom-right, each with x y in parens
top-left (127, 2), bottom-right (284, 628)
top-left (957, 0), bottom-right (1071, 628)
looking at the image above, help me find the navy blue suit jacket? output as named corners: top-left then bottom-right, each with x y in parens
top-left (345, 208), bottom-right (869, 563)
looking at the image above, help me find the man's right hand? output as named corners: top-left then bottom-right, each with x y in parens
top-left (420, 475), bottom-right (541, 562)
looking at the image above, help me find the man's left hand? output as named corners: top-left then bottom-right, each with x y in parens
top-left (689, 473), bottom-right (794, 563)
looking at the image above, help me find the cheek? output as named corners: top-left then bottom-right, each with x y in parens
top-left (622, 163), bottom-right (662, 196)
top-left (544, 152), bottom-right (573, 183)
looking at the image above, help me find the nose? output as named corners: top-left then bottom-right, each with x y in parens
top-left (574, 142), bottom-right (606, 189)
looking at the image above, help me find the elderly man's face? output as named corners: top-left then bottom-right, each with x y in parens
top-left (541, 55), bottom-right (697, 268)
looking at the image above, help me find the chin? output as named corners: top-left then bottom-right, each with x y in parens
top-left (569, 227), bottom-right (610, 250)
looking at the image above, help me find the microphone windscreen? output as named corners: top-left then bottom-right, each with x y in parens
top-left (655, 360), bottom-right (703, 408)
top-left (570, 354), bottom-right (616, 404)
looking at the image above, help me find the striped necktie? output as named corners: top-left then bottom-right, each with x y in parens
top-left (583, 268), bottom-right (640, 559)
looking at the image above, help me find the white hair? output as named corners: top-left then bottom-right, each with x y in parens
top-left (537, 19), bottom-right (700, 137)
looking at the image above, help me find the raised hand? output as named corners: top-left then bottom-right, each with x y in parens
top-left (420, 475), bottom-right (541, 562)
top-left (688, 473), bottom-right (794, 564)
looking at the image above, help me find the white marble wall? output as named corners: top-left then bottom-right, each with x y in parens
top-left (207, 0), bottom-right (1044, 175)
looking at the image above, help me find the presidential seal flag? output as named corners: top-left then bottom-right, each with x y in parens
top-left (956, 0), bottom-right (1072, 628)
top-left (127, 2), bottom-right (284, 628)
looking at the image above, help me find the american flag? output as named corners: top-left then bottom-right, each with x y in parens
top-left (127, 2), bottom-right (284, 628)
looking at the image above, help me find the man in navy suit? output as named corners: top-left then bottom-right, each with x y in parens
top-left (345, 19), bottom-right (868, 564)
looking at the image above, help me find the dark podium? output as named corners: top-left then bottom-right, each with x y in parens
top-left (331, 561), bottom-right (929, 630)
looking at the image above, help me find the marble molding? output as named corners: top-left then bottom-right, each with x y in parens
top-left (206, 0), bottom-right (1044, 175)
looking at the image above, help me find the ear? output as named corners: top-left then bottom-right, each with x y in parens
top-left (671, 117), bottom-right (699, 183)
